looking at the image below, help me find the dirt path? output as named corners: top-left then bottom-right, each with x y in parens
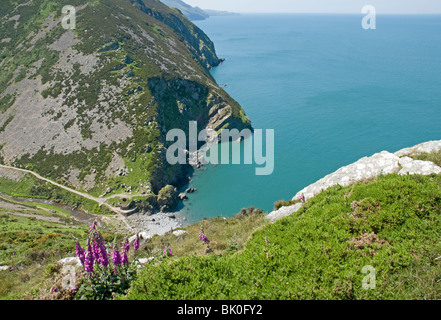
top-left (0, 164), bottom-right (134, 231)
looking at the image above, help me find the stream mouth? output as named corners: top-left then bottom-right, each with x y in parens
top-left (0, 192), bottom-right (106, 228)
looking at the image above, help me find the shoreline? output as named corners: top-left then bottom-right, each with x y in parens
top-left (127, 209), bottom-right (189, 237)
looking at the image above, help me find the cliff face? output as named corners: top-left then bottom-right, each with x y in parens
top-left (0, 0), bottom-right (251, 195)
top-left (159, 0), bottom-right (209, 21)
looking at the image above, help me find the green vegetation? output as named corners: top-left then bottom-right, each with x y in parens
top-left (0, 208), bottom-right (121, 299)
top-left (0, 174), bottom-right (111, 215)
top-left (411, 151), bottom-right (441, 167)
top-left (0, 211), bottom-right (85, 299)
top-left (0, 114), bottom-right (14, 134)
top-left (0, 94), bottom-right (16, 113)
top-left (2, 167), bottom-right (441, 300)
top-left (123, 173), bottom-right (441, 300)
top-left (273, 198), bottom-right (300, 210)
top-left (147, 213), bottom-right (267, 259)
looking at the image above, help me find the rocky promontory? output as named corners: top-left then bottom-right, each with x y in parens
top-left (266, 140), bottom-right (441, 222)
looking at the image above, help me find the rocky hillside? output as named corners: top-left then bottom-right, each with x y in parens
top-left (159, 0), bottom-right (239, 21)
top-left (159, 0), bottom-right (208, 21)
top-left (0, 0), bottom-right (251, 197)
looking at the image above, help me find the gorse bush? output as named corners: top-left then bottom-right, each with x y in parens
top-left (74, 221), bottom-right (139, 300)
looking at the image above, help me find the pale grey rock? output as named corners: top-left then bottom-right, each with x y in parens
top-left (398, 159), bottom-right (441, 176)
top-left (266, 203), bottom-right (303, 223)
top-left (292, 151), bottom-right (400, 201)
top-left (398, 156), bottom-right (414, 166)
top-left (172, 230), bottom-right (187, 236)
top-left (135, 257), bottom-right (155, 268)
top-left (0, 266), bottom-right (10, 271)
top-left (395, 140), bottom-right (441, 157)
top-left (57, 257), bottom-right (82, 275)
top-left (58, 257), bottom-right (81, 267)
top-left (129, 231), bottom-right (151, 243)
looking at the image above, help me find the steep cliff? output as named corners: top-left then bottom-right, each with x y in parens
top-left (0, 0), bottom-right (251, 196)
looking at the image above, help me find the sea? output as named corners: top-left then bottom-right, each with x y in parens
top-left (175, 13), bottom-right (441, 224)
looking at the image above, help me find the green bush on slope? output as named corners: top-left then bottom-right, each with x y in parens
top-left (124, 174), bottom-right (441, 300)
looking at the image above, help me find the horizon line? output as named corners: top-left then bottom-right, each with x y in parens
top-left (203, 11), bottom-right (441, 15)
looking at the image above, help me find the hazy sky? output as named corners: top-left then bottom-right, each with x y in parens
top-left (183, 0), bottom-right (441, 14)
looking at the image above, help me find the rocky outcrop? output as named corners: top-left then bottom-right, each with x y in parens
top-left (266, 203), bottom-right (303, 223)
top-left (157, 185), bottom-right (179, 212)
top-left (266, 140), bottom-right (441, 222)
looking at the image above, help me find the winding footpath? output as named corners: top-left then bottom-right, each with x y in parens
top-left (0, 164), bottom-right (135, 230)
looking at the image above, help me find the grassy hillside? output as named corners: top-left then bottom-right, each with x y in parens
top-left (123, 173), bottom-right (441, 299)
top-left (0, 202), bottom-right (123, 299)
top-left (2, 170), bottom-right (441, 300)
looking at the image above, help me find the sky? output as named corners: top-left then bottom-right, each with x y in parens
top-left (183, 0), bottom-right (441, 14)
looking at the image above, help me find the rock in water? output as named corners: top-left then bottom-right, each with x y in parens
top-left (157, 185), bottom-right (179, 212)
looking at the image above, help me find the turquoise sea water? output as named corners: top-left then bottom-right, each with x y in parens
top-left (176, 14), bottom-right (441, 224)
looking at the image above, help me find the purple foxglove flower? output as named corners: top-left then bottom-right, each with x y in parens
top-left (92, 239), bottom-right (101, 262)
top-left (199, 227), bottom-right (209, 244)
top-left (112, 247), bottom-right (121, 276)
top-left (122, 251), bottom-right (129, 265)
top-left (99, 241), bottom-right (109, 268)
top-left (84, 243), bottom-right (94, 274)
top-left (133, 234), bottom-right (140, 251)
top-left (168, 248), bottom-right (172, 256)
top-left (75, 239), bottom-right (86, 266)
top-left (124, 239), bottom-right (130, 254)
top-left (89, 221), bottom-right (97, 232)
top-left (112, 246), bottom-right (122, 267)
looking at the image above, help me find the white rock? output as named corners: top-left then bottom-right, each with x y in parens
top-left (135, 257), bottom-right (155, 268)
top-left (398, 159), bottom-right (441, 175)
top-left (58, 257), bottom-right (82, 274)
top-left (266, 203), bottom-right (303, 223)
top-left (129, 231), bottom-right (151, 243)
top-left (398, 156), bottom-right (414, 166)
top-left (293, 151), bottom-right (400, 201)
top-left (395, 140), bottom-right (441, 157)
top-left (0, 266), bottom-right (10, 271)
top-left (58, 257), bottom-right (81, 267)
top-left (172, 230), bottom-right (187, 236)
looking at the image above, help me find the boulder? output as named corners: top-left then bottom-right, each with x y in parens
top-left (57, 257), bottom-right (82, 275)
top-left (398, 157), bottom-right (441, 175)
top-left (129, 231), bottom-right (151, 243)
top-left (172, 230), bottom-right (187, 236)
top-left (156, 185), bottom-right (179, 212)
